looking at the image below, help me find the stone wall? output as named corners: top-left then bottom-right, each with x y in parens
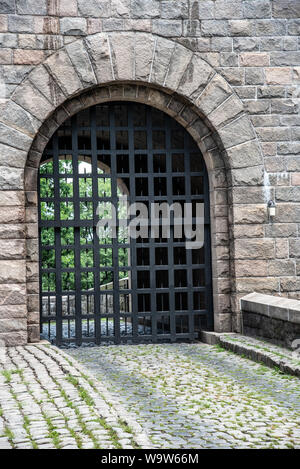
top-left (0, 0), bottom-right (299, 345)
top-left (241, 292), bottom-right (300, 348)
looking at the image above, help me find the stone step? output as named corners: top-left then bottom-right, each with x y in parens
top-left (200, 331), bottom-right (300, 378)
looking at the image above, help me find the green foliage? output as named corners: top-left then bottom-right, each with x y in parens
top-left (40, 159), bottom-right (129, 293)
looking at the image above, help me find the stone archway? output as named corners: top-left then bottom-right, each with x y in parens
top-left (0, 32), bottom-right (264, 345)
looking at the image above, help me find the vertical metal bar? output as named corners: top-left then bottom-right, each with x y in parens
top-left (110, 105), bottom-right (120, 344)
top-left (52, 132), bottom-right (63, 345)
top-left (91, 106), bottom-right (101, 344)
top-left (165, 114), bottom-right (176, 342)
top-left (184, 131), bottom-right (194, 340)
top-left (128, 103), bottom-right (138, 341)
top-left (204, 165), bottom-right (213, 330)
top-left (147, 106), bottom-right (157, 342)
top-left (71, 114), bottom-right (82, 346)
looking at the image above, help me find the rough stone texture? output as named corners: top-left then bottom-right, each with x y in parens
top-left (0, 3), bottom-right (298, 343)
top-left (241, 292), bottom-right (300, 349)
top-left (67, 342), bottom-right (300, 449)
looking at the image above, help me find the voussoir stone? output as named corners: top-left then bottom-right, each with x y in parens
top-left (164, 42), bottom-right (193, 90)
top-left (218, 115), bottom-right (256, 148)
top-left (109, 33), bottom-right (135, 81)
top-left (150, 36), bottom-right (175, 86)
top-left (84, 34), bottom-right (114, 83)
top-left (197, 74), bottom-right (233, 117)
top-left (45, 49), bottom-right (83, 97)
top-left (225, 139), bottom-right (263, 168)
top-left (178, 54), bottom-right (213, 100)
top-left (66, 40), bottom-right (97, 87)
top-left (12, 81), bottom-right (54, 123)
top-left (28, 65), bottom-right (66, 108)
top-left (135, 33), bottom-right (156, 81)
top-left (209, 94), bottom-right (244, 129)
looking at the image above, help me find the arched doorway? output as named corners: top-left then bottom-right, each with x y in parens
top-left (38, 102), bottom-right (212, 346)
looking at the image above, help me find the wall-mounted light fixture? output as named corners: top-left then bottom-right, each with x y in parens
top-left (268, 200), bottom-right (276, 218)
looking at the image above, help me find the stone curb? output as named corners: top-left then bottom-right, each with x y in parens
top-left (200, 331), bottom-right (300, 378)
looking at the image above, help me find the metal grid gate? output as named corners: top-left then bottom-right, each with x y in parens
top-left (39, 102), bottom-right (213, 346)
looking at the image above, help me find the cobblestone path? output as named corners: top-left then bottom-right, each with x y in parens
top-left (0, 344), bottom-right (151, 449)
top-left (67, 343), bottom-right (300, 449)
top-left (0, 343), bottom-right (299, 449)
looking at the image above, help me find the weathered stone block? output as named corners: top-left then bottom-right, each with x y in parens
top-left (198, 1), bottom-right (214, 19)
top-left (0, 239), bottom-right (25, 260)
top-left (197, 74), bottom-right (232, 117)
top-left (288, 19), bottom-right (300, 35)
top-left (268, 260), bottom-right (296, 277)
top-left (66, 40), bottom-right (97, 87)
top-left (240, 52), bottom-right (270, 66)
top-left (231, 187), bottom-right (265, 204)
top-left (135, 33), bottom-right (155, 81)
top-left (255, 127), bottom-right (290, 142)
top-left (45, 49), bottom-right (82, 97)
top-left (152, 19), bottom-right (182, 37)
top-left (85, 33), bottom-right (113, 83)
top-left (17, 0), bottom-right (47, 15)
top-left (8, 14), bottom-right (33, 33)
top-left (110, 33), bottom-right (135, 80)
top-left (276, 187), bottom-right (300, 203)
top-left (235, 260), bottom-right (268, 277)
top-left (165, 43), bottom-right (192, 90)
top-left (273, 0), bottom-right (300, 18)
top-left (12, 80), bottom-right (54, 122)
top-left (0, 331), bottom-right (27, 346)
top-left (0, 122), bottom-right (32, 151)
top-left (201, 20), bottom-right (229, 37)
top-left (27, 324), bottom-right (39, 342)
top-left (60, 17), bottom-right (87, 36)
top-left (236, 277), bottom-right (279, 293)
top-left (243, 0), bottom-right (271, 18)
top-left (0, 317), bottom-right (27, 332)
top-left (0, 283), bottom-right (26, 306)
top-left (1, 100), bottom-right (41, 138)
top-left (29, 65), bottom-right (66, 108)
top-left (0, 260), bottom-right (26, 283)
top-left (233, 205), bottom-right (267, 224)
top-left (0, 207), bottom-right (24, 224)
top-left (230, 165), bottom-right (264, 186)
top-left (0, 166), bottom-right (23, 190)
top-left (256, 19), bottom-right (286, 36)
top-left (131, 0), bottom-right (160, 18)
top-left (228, 19), bottom-right (255, 36)
top-left (234, 37), bottom-right (259, 52)
top-left (178, 54), bottom-right (213, 100)
top-left (265, 224), bottom-right (297, 238)
top-left (245, 68), bottom-right (264, 85)
top-left (270, 51), bottom-right (300, 66)
top-left (218, 115), bottom-right (256, 148)
top-left (209, 95), bottom-right (244, 128)
top-left (234, 239), bottom-right (275, 259)
top-left (161, 0), bottom-right (188, 19)
top-left (0, 143), bottom-right (26, 169)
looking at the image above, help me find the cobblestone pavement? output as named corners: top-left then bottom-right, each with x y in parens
top-left (0, 344), bottom-right (151, 449)
top-left (0, 343), bottom-right (299, 449)
top-left (67, 343), bottom-right (300, 449)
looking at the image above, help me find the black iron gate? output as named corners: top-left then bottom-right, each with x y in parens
top-left (39, 102), bottom-right (213, 346)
